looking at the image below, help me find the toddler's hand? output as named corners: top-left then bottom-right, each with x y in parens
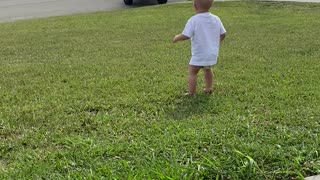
top-left (173, 35), bottom-right (179, 43)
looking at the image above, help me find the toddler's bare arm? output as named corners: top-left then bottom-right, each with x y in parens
top-left (173, 34), bottom-right (190, 43)
top-left (220, 33), bottom-right (226, 42)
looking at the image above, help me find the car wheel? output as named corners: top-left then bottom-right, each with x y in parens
top-left (124, 0), bottom-right (133, 5)
top-left (157, 0), bottom-right (167, 4)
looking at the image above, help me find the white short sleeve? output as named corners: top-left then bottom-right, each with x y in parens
top-left (218, 18), bottom-right (226, 35)
top-left (182, 19), bottom-right (194, 38)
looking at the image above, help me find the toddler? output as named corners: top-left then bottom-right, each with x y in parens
top-left (173, 0), bottom-right (226, 96)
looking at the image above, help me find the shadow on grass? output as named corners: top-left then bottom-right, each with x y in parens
top-left (165, 94), bottom-right (212, 120)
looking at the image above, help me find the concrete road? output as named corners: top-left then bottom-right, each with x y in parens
top-left (0, 0), bottom-right (184, 23)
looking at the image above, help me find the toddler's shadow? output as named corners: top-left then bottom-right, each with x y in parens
top-left (165, 94), bottom-right (212, 120)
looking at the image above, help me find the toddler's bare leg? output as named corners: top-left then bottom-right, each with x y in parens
top-left (204, 68), bottom-right (214, 93)
top-left (188, 65), bottom-right (201, 96)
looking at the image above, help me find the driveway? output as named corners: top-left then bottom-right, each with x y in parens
top-left (0, 0), bottom-right (184, 23)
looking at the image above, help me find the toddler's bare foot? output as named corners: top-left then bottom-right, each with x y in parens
top-left (185, 92), bottom-right (195, 97)
top-left (204, 89), bottom-right (213, 95)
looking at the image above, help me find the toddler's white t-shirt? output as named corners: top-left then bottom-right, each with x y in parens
top-left (182, 12), bottom-right (226, 66)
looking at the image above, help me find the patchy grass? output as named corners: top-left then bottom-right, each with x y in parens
top-left (0, 1), bottom-right (319, 179)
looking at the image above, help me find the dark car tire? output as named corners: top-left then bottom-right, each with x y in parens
top-left (124, 0), bottom-right (133, 5)
top-left (157, 0), bottom-right (167, 4)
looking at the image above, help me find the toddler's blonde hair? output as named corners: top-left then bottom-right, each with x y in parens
top-left (194, 0), bottom-right (213, 11)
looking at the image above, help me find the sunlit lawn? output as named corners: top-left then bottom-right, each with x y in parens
top-left (0, 1), bottom-right (319, 179)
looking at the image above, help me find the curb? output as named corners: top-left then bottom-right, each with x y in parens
top-left (305, 175), bottom-right (320, 180)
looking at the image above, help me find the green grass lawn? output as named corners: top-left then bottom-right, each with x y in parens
top-left (0, 1), bottom-right (320, 179)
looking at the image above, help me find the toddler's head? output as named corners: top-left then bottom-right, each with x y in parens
top-left (194, 0), bottom-right (213, 13)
